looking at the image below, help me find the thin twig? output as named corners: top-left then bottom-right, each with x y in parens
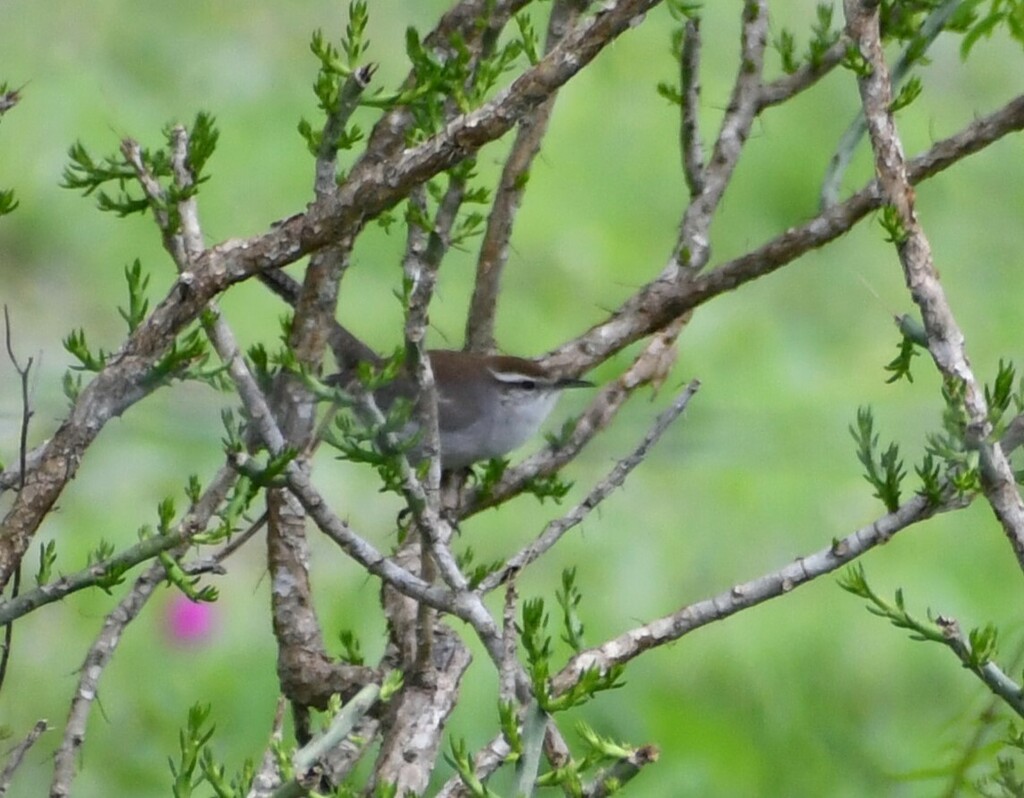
top-left (0, 719), bottom-right (48, 795)
top-left (2, 306), bottom-right (32, 490)
top-left (0, 306), bottom-right (33, 696)
top-left (462, 317), bottom-right (690, 517)
top-left (936, 615), bottom-right (1024, 718)
top-left (480, 380), bottom-right (700, 592)
top-left (50, 563), bottom-right (164, 798)
top-left (672, 0), bottom-right (767, 275)
top-left (757, 38), bottom-right (848, 110)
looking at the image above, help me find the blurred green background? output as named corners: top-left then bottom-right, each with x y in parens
top-left (1, 1), bottom-right (1023, 795)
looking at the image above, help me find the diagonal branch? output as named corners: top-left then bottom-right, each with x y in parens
top-left (552, 492), bottom-right (945, 693)
top-left (479, 379), bottom-right (700, 592)
top-left (543, 92), bottom-right (1024, 375)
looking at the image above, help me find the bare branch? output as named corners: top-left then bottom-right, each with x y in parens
top-left (0, 305), bottom-right (33, 693)
top-left (551, 490), bottom-right (946, 693)
top-left (757, 37), bottom-right (848, 110)
top-left (544, 93), bottom-right (1024, 375)
top-left (821, 0), bottom-right (961, 207)
top-left (0, 719), bottom-right (48, 795)
top-left (464, 0), bottom-right (590, 351)
top-left (935, 615), bottom-right (1024, 718)
top-left (50, 564), bottom-right (164, 798)
top-left (844, 0), bottom-right (1024, 571)
top-left (672, 0), bottom-right (767, 274)
top-left (679, 18), bottom-right (704, 197)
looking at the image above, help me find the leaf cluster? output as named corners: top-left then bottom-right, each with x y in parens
top-left (62, 111), bottom-right (218, 222)
top-left (170, 704), bottom-right (254, 798)
top-left (773, 3), bottom-right (842, 75)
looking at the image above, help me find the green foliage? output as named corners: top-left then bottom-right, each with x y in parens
top-left (62, 140), bottom-right (152, 216)
top-left (35, 539), bottom-right (57, 586)
top-left (519, 594), bottom-right (624, 713)
top-left (548, 664), bottom-right (626, 714)
top-left (62, 111), bottom-right (218, 219)
top-left (184, 112), bottom-right (219, 187)
top-left (170, 704), bottom-right (254, 798)
top-left (160, 546), bottom-right (218, 603)
top-left (475, 456), bottom-right (509, 501)
top-left (184, 474), bottom-right (202, 505)
top-left (63, 327), bottom-right (108, 372)
top-left (0, 187), bottom-right (17, 216)
top-left (774, 28), bottom-right (799, 74)
top-left (556, 567), bottom-right (586, 653)
top-left (840, 563), bottom-right (1012, 702)
top-left (219, 408), bottom-right (246, 455)
top-left (850, 406), bottom-right (905, 512)
top-left (331, 399), bottom-right (419, 497)
top-left (841, 42), bottom-right (872, 77)
top-left (298, 12), bottom-right (371, 157)
top-left (157, 496), bottom-right (177, 535)
top-left (446, 737), bottom-right (501, 798)
top-left (915, 452), bottom-right (944, 505)
top-left (884, 329), bottom-right (920, 384)
top-left (196, 475), bottom-right (258, 546)
top-left (117, 260), bottom-right (149, 331)
top-left (61, 370), bottom-right (83, 404)
top-left (890, 74), bottom-right (923, 112)
top-left (145, 326), bottom-right (212, 387)
top-left (879, 204), bottom-right (909, 245)
top-left (0, 84), bottom-right (20, 215)
top-left (884, 314), bottom-right (926, 384)
top-left (956, 0), bottom-right (1024, 57)
top-left (498, 700), bottom-right (523, 761)
top-left (456, 546), bottom-right (503, 589)
top-left (839, 564), bottom-right (948, 645)
top-left (514, 12), bottom-right (541, 66)
top-left (87, 538), bottom-right (129, 594)
top-left (986, 358), bottom-right (1019, 431)
top-left (338, 628), bottom-right (365, 665)
top-left (533, 720), bottom-right (644, 794)
top-left (157, 494), bottom-right (219, 602)
top-left (521, 471), bottom-right (573, 504)
top-left (807, 3), bottom-right (841, 70)
top-left (229, 446), bottom-right (298, 489)
top-left (665, 0), bottom-right (701, 21)
top-left (925, 379), bottom-right (982, 496)
top-left (975, 727), bottom-right (1024, 797)
top-left (521, 597), bottom-right (553, 704)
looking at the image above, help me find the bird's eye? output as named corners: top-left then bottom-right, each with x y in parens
top-left (519, 379), bottom-right (537, 390)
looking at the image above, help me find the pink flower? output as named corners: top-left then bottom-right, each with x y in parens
top-left (164, 595), bottom-right (216, 644)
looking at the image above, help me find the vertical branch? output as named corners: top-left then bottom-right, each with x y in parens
top-left (464, 0), bottom-right (590, 352)
top-left (843, 0), bottom-right (1024, 572)
top-left (679, 18), bottom-right (705, 197)
top-left (264, 59), bottom-right (372, 728)
top-left (673, 0), bottom-right (767, 275)
top-left (0, 306), bottom-right (33, 695)
top-left (821, 0), bottom-right (962, 208)
top-left (2, 307), bottom-right (32, 491)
